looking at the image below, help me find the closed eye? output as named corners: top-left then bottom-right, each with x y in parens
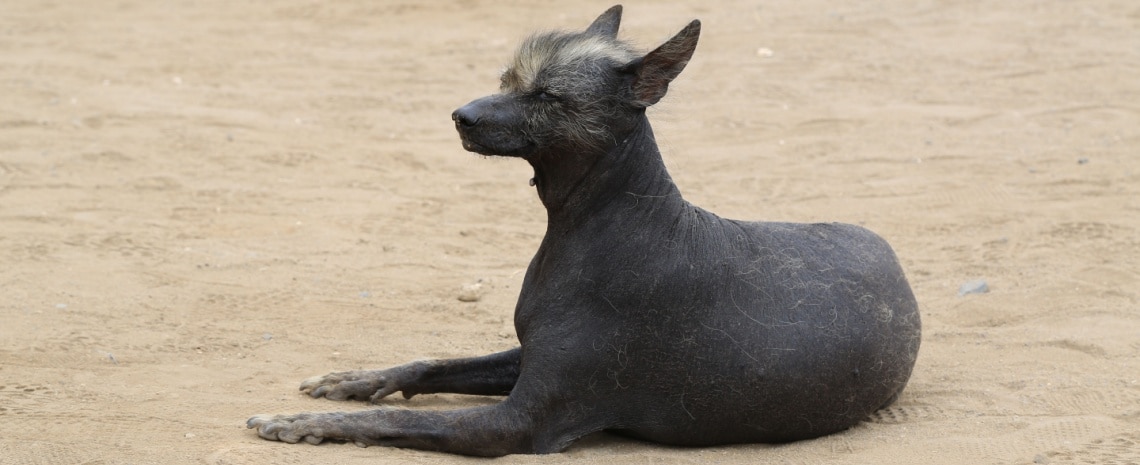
top-left (535, 90), bottom-right (559, 102)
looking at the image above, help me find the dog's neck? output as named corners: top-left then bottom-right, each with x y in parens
top-left (527, 114), bottom-right (682, 229)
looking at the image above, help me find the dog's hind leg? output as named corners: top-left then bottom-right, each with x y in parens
top-left (300, 347), bottom-right (520, 403)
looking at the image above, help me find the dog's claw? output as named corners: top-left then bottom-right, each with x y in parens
top-left (247, 414), bottom-right (282, 441)
top-left (309, 385), bottom-right (330, 399)
top-left (298, 374), bottom-right (328, 393)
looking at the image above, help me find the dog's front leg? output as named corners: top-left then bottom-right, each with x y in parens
top-left (299, 347), bottom-right (520, 402)
top-left (247, 401), bottom-right (537, 456)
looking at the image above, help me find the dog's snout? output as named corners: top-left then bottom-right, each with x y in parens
top-left (452, 95), bottom-right (531, 156)
top-left (452, 106), bottom-right (479, 128)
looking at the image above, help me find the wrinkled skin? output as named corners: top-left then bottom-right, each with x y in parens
top-left (248, 5), bottom-right (920, 456)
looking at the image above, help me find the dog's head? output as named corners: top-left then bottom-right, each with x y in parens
top-left (453, 5), bottom-right (700, 159)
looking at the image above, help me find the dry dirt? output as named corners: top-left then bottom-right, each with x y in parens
top-left (2, 1), bottom-right (1139, 464)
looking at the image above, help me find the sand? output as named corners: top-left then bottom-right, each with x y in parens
top-left (2, 1), bottom-right (1138, 464)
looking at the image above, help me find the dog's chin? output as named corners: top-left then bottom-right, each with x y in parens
top-left (460, 138), bottom-right (533, 158)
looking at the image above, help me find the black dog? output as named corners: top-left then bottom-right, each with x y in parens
top-left (248, 5), bottom-right (921, 456)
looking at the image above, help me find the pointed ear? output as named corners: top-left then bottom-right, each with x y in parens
top-left (627, 20), bottom-right (701, 108)
top-left (585, 5), bottom-right (622, 39)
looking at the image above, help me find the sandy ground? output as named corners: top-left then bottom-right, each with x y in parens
top-left (2, 1), bottom-right (1139, 464)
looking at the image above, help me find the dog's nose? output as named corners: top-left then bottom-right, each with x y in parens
top-left (452, 107), bottom-right (479, 128)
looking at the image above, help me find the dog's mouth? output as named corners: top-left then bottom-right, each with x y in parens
top-left (458, 136), bottom-right (533, 158)
top-left (460, 138), bottom-right (495, 155)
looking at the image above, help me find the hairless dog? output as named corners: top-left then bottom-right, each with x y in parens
top-left (248, 5), bottom-right (921, 456)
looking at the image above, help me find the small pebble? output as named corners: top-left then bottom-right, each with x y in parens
top-left (184, 432), bottom-right (196, 439)
top-left (1077, 157), bottom-right (1089, 165)
top-left (1033, 454), bottom-right (1050, 464)
top-left (958, 279), bottom-right (989, 296)
top-left (261, 333), bottom-right (273, 341)
top-left (756, 47), bottom-right (775, 58)
top-left (458, 279), bottom-right (488, 302)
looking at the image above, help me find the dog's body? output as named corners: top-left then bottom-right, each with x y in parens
top-left (248, 6), bottom-right (921, 456)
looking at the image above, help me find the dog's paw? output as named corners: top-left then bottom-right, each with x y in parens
top-left (247, 413), bottom-right (327, 445)
top-left (300, 370), bottom-right (391, 401)
top-left (300, 362), bottom-right (429, 403)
